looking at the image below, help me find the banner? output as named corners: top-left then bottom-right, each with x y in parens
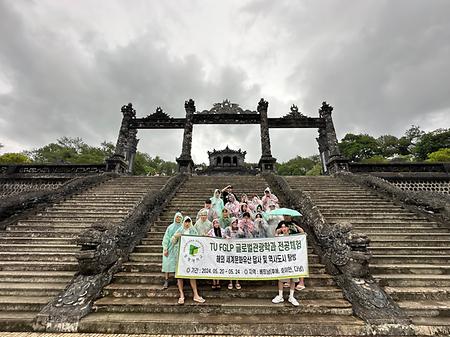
top-left (175, 234), bottom-right (309, 280)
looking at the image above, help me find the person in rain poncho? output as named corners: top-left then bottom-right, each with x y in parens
top-left (262, 187), bottom-right (279, 211)
top-left (219, 208), bottom-right (233, 228)
top-left (238, 211), bottom-right (255, 238)
top-left (196, 199), bottom-right (218, 222)
top-left (161, 212), bottom-right (183, 289)
top-left (225, 194), bottom-right (240, 217)
top-left (253, 212), bottom-right (270, 238)
top-left (207, 218), bottom-right (225, 290)
top-left (266, 202), bottom-right (283, 237)
top-left (194, 209), bottom-right (212, 236)
top-left (171, 216), bottom-right (205, 304)
top-left (223, 217), bottom-right (244, 290)
top-left (210, 189), bottom-right (224, 216)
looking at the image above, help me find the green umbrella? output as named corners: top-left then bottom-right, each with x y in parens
top-left (268, 208), bottom-right (302, 217)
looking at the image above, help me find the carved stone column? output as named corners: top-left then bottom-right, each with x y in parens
top-left (106, 103), bottom-right (136, 173)
top-left (258, 98), bottom-right (276, 172)
top-left (176, 99), bottom-right (195, 173)
top-left (126, 128), bottom-right (139, 174)
top-left (316, 127), bottom-right (329, 173)
top-left (319, 102), bottom-right (348, 174)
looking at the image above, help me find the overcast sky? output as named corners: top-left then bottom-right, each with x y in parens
top-left (0, 0), bottom-right (449, 164)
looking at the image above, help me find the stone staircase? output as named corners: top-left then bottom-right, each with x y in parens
top-left (285, 176), bottom-right (450, 335)
top-left (0, 176), bottom-right (169, 331)
top-left (78, 175), bottom-right (366, 336)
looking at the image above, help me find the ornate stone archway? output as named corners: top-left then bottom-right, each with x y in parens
top-left (107, 99), bottom-right (348, 174)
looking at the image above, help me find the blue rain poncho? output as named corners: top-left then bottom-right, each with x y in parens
top-left (161, 212), bottom-right (183, 273)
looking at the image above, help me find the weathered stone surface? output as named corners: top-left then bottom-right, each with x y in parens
top-left (335, 171), bottom-right (450, 225)
top-left (0, 173), bottom-right (118, 230)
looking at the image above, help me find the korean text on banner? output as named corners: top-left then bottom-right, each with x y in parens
top-left (175, 234), bottom-right (308, 280)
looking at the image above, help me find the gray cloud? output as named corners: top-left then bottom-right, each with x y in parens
top-left (0, 0), bottom-right (449, 164)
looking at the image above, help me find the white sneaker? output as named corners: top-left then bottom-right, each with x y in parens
top-left (272, 295), bottom-right (284, 304)
top-left (288, 296), bottom-right (299, 307)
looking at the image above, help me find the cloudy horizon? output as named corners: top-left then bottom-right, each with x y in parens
top-left (0, 0), bottom-right (449, 164)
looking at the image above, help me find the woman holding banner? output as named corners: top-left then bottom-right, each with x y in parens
top-left (172, 216), bottom-right (206, 304)
top-left (161, 212), bottom-right (183, 289)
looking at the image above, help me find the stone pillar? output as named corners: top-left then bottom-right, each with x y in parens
top-left (316, 127), bottom-right (329, 174)
top-left (106, 103), bottom-right (136, 173)
top-left (176, 99), bottom-right (195, 173)
top-left (258, 98), bottom-right (276, 172)
top-left (126, 128), bottom-right (139, 174)
top-left (319, 102), bottom-right (348, 174)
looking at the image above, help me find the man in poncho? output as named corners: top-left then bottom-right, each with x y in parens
top-left (194, 209), bottom-right (212, 236)
top-left (161, 212), bottom-right (183, 289)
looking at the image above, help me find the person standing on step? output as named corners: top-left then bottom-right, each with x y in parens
top-left (262, 187), bottom-right (279, 210)
top-left (272, 223), bottom-right (301, 307)
top-left (210, 189), bottom-right (224, 217)
top-left (172, 216), bottom-right (205, 304)
top-left (207, 218), bottom-right (225, 290)
top-left (194, 209), bottom-right (212, 236)
top-left (221, 184), bottom-right (237, 205)
top-left (161, 211), bottom-right (183, 289)
top-left (224, 194), bottom-right (240, 217)
top-left (253, 212), bottom-right (270, 238)
top-left (238, 211), bottom-right (255, 238)
top-left (275, 215), bottom-right (306, 291)
top-left (224, 217), bottom-right (244, 290)
top-left (196, 199), bottom-right (218, 222)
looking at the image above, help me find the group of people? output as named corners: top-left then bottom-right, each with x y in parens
top-left (161, 184), bottom-right (306, 306)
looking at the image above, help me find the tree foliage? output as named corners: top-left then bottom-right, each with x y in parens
top-left (338, 134), bottom-right (381, 161)
top-left (0, 152), bottom-right (32, 164)
top-left (426, 148), bottom-right (450, 163)
top-left (414, 129), bottom-right (450, 160)
top-left (276, 156), bottom-right (318, 176)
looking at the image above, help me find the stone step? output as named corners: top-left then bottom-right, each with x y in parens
top-left (0, 261), bottom-right (78, 271)
top-left (6, 226), bottom-right (89, 233)
top-left (93, 297), bottom-right (353, 315)
top-left (0, 271), bottom-right (74, 283)
top-left (0, 296), bottom-right (51, 312)
top-left (113, 273), bottom-right (333, 286)
top-left (370, 264), bottom-right (450, 275)
top-left (121, 261), bottom-right (324, 274)
top-left (398, 300), bottom-right (450, 317)
top-left (0, 252), bottom-right (77, 262)
top-left (102, 283), bottom-right (344, 300)
top-left (411, 316), bottom-right (450, 336)
top-left (358, 227), bottom-right (449, 234)
top-left (367, 233), bottom-right (450, 240)
top-left (0, 231), bottom-right (79, 238)
top-left (0, 244), bottom-right (79, 252)
top-left (41, 210), bottom-right (130, 217)
top-left (321, 211), bottom-right (418, 217)
top-left (374, 274), bottom-right (450, 287)
top-left (17, 219), bottom-right (122, 225)
top-left (386, 286), bottom-right (450, 301)
top-left (369, 239), bottom-right (450, 247)
top-left (317, 205), bottom-right (405, 211)
top-left (62, 201), bottom-right (138, 206)
top-left (369, 247), bottom-right (450, 255)
top-left (0, 311), bottom-right (36, 332)
top-left (331, 219), bottom-right (433, 224)
top-left (0, 282), bottom-right (65, 296)
top-left (50, 206), bottom-right (136, 212)
top-left (0, 237), bottom-right (74, 245)
top-left (78, 312), bottom-right (365, 336)
top-left (371, 255), bottom-right (450, 264)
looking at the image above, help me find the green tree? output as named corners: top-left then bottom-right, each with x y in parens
top-left (360, 155), bottom-right (388, 164)
top-left (305, 163), bottom-right (322, 176)
top-left (377, 135), bottom-right (399, 157)
top-left (0, 153), bottom-right (32, 164)
top-left (426, 148), bottom-right (450, 162)
top-left (338, 133), bottom-right (381, 161)
top-left (276, 156), bottom-right (316, 175)
top-left (397, 125), bottom-right (425, 156)
top-left (414, 129), bottom-right (450, 160)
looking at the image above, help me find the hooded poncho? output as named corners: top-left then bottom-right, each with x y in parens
top-left (161, 212), bottom-right (183, 273)
top-left (194, 215), bottom-right (212, 236)
top-left (210, 189), bottom-right (224, 216)
top-left (262, 187), bottom-right (279, 210)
